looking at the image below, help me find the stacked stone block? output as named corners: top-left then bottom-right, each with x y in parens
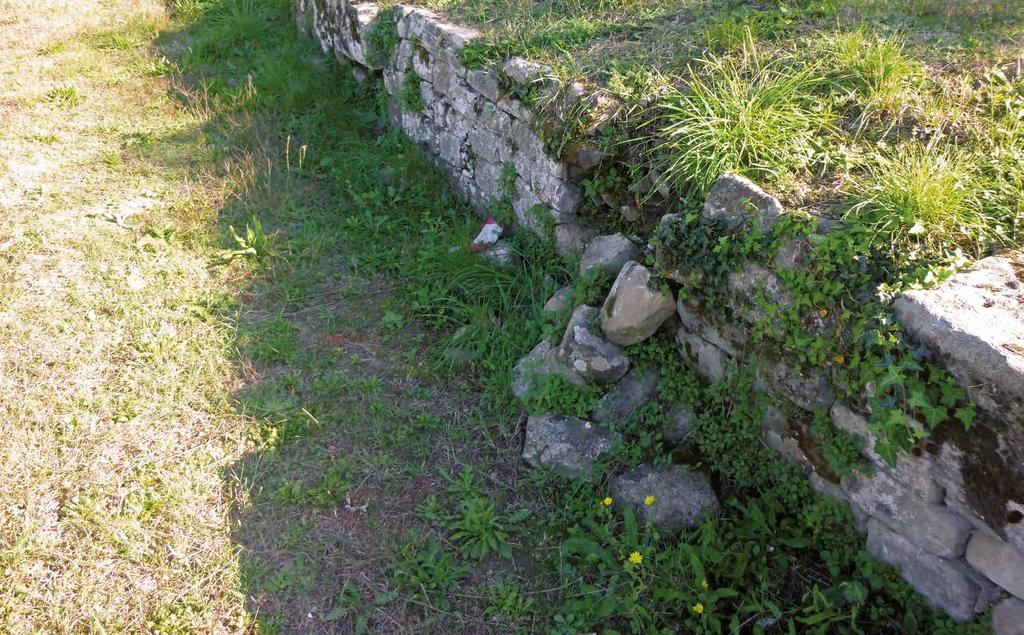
top-left (298, 0), bottom-right (596, 255)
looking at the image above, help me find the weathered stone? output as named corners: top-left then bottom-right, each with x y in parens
top-left (830, 402), bottom-right (943, 503)
top-left (522, 414), bottom-right (620, 480)
top-left (664, 405), bottom-right (695, 447)
top-left (727, 263), bottom-right (793, 324)
top-left (592, 366), bottom-right (659, 424)
top-left (842, 469), bottom-right (973, 558)
top-left (965, 532), bottom-right (1024, 600)
top-left (557, 305), bottom-right (630, 384)
top-left (893, 253), bottom-right (1024, 426)
top-left (502, 57), bottom-right (547, 85)
top-left (467, 68), bottom-right (500, 102)
top-left (928, 430), bottom-right (1024, 563)
top-left (477, 102), bottom-right (513, 136)
top-left (676, 298), bottom-right (744, 356)
top-left (511, 340), bottom-right (587, 401)
top-left (866, 518), bottom-right (979, 622)
top-left (601, 262), bottom-right (676, 346)
top-left (579, 233), bottom-right (639, 278)
top-left (574, 147), bottom-right (605, 173)
top-left (553, 220), bottom-right (596, 258)
top-left (543, 286), bottom-right (572, 315)
top-left (758, 359), bottom-right (834, 411)
top-left (676, 328), bottom-right (727, 382)
top-left (702, 172), bottom-right (785, 233)
top-left (481, 241), bottom-right (519, 268)
top-left (994, 597), bottom-right (1024, 635)
top-left (610, 464), bottom-right (719, 530)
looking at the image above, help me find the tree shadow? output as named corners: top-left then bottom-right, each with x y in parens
top-left (152, 2), bottom-right (533, 632)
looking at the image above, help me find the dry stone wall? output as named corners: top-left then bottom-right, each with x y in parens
top-left (297, 0), bottom-right (601, 256)
top-left (296, 1), bottom-right (1024, 627)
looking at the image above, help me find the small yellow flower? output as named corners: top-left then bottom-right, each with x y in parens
top-left (643, 495), bottom-right (656, 506)
top-left (628, 551), bottom-right (643, 565)
top-left (602, 496), bottom-right (613, 507)
top-left (833, 354), bottom-right (846, 365)
top-left (701, 579), bottom-right (708, 589)
top-left (818, 308), bottom-right (829, 318)
top-left (692, 602), bottom-right (704, 615)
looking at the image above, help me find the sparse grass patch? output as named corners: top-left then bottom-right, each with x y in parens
top-left (45, 84), bottom-right (81, 106)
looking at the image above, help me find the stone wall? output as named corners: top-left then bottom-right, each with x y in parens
top-left (296, 1), bottom-right (1024, 627)
top-left (296, 0), bottom-right (602, 256)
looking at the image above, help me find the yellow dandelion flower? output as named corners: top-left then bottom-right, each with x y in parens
top-left (643, 495), bottom-right (656, 506)
top-left (628, 551), bottom-right (643, 565)
top-left (692, 602), bottom-right (704, 615)
top-left (818, 308), bottom-right (829, 318)
top-left (602, 496), bottom-right (613, 507)
top-left (701, 579), bottom-right (708, 589)
top-left (833, 354), bottom-right (845, 365)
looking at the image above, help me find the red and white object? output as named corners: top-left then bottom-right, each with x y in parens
top-left (471, 217), bottom-right (503, 252)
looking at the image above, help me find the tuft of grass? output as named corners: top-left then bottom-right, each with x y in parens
top-left (45, 84), bottom-right (81, 107)
top-left (845, 143), bottom-right (991, 257)
top-left (650, 47), bottom-right (831, 198)
top-left (825, 30), bottom-right (922, 130)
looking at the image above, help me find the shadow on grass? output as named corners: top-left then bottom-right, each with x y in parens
top-left (151, 1), bottom-right (564, 632)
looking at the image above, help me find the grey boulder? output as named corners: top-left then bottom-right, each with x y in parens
top-left (592, 366), bottom-right (659, 424)
top-left (522, 414), bottom-right (620, 480)
top-left (579, 233), bottom-right (639, 278)
top-left (558, 305), bottom-right (630, 384)
top-left (610, 464), bottom-right (719, 530)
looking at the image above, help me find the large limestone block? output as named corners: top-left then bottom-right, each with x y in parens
top-left (842, 469), bottom-right (973, 559)
top-left (866, 518), bottom-right (979, 622)
top-left (893, 253), bottom-right (1024, 426)
top-left (994, 597), bottom-right (1024, 635)
top-left (965, 531), bottom-right (1024, 600)
top-left (522, 415), bottom-right (620, 480)
top-left (610, 464), bottom-right (719, 530)
top-left (601, 262), bottom-right (675, 346)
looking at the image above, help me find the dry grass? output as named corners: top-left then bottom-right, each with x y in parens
top-left (0, 1), bottom-right (254, 631)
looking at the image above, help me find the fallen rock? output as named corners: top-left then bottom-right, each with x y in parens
top-left (579, 233), bottom-right (639, 278)
top-left (558, 305), bottom-right (630, 384)
top-left (866, 517), bottom-right (979, 622)
top-left (965, 531), bottom-right (1024, 600)
top-left (543, 286), bottom-right (573, 315)
top-left (610, 464), bottom-right (719, 530)
top-left (600, 262), bottom-right (675, 346)
top-left (702, 172), bottom-right (784, 232)
top-left (522, 414), bottom-right (620, 479)
top-left (994, 597), bottom-right (1024, 635)
top-left (592, 366), bottom-right (659, 424)
top-left (511, 339), bottom-right (586, 401)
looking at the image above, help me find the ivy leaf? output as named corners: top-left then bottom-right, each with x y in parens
top-left (955, 407), bottom-right (976, 430)
top-left (906, 387), bottom-right (931, 413)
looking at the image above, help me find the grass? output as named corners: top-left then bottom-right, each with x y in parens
top-left (0, 0), bottom-right (1009, 632)
top-left (651, 44), bottom-right (831, 199)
